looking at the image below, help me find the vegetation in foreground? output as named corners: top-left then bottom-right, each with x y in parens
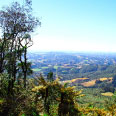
top-left (1, 73), bottom-right (116, 116)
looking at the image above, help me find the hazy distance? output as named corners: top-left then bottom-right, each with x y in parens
top-left (0, 0), bottom-right (116, 53)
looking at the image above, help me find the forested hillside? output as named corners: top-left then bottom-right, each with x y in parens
top-left (29, 52), bottom-right (116, 80)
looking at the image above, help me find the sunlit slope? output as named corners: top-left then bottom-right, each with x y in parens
top-left (62, 77), bottom-right (112, 87)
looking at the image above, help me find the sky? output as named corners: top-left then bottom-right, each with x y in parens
top-left (0, 0), bottom-right (116, 52)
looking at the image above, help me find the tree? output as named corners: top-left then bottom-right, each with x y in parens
top-left (32, 74), bottom-right (83, 116)
top-left (0, 1), bottom-right (40, 90)
top-left (58, 84), bottom-right (83, 116)
top-left (47, 71), bottom-right (54, 82)
top-left (0, 1), bottom-right (41, 115)
top-left (0, 37), bottom-right (8, 73)
top-left (32, 74), bottom-right (61, 115)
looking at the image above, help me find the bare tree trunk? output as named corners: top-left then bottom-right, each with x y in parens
top-left (24, 48), bottom-right (27, 88)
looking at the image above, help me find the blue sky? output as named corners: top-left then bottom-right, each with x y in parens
top-left (0, 0), bottom-right (116, 52)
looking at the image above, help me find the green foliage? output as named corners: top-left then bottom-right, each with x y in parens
top-left (1, 72), bottom-right (116, 115)
top-left (21, 114), bottom-right (26, 116)
top-left (43, 113), bottom-right (48, 116)
top-left (32, 75), bottom-right (83, 116)
top-left (0, 77), bottom-right (40, 116)
top-left (47, 72), bottom-right (54, 82)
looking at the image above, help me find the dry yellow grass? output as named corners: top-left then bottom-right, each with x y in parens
top-left (81, 80), bottom-right (96, 87)
top-left (63, 78), bottom-right (88, 83)
top-left (101, 92), bottom-right (114, 97)
top-left (62, 77), bottom-right (112, 86)
top-left (99, 77), bottom-right (112, 81)
top-left (81, 77), bottom-right (113, 87)
top-left (71, 78), bottom-right (88, 82)
top-left (99, 77), bottom-right (108, 81)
